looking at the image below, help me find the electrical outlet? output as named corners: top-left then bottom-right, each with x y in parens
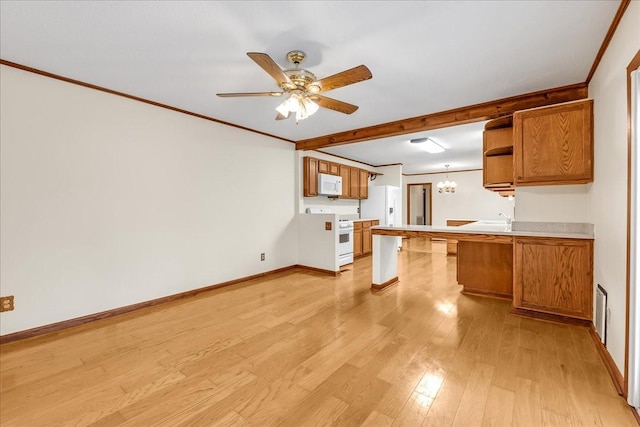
top-left (260, 253), bottom-right (265, 261)
top-left (0, 296), bottom-right (15, 312)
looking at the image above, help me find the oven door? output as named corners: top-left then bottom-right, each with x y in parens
top-left (338, 228), bottom-right (354, 266)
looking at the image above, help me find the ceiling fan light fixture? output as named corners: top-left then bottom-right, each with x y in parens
top-left (276, 91), bottom-right (319, 122)
top-left (275, 100), bottom-right (291, 117)
top-left (301, 96), bottom-right (319, 115)
top-left (410, 137), bottom-right (445, 154)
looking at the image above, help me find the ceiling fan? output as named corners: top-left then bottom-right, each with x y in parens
top-left (217, 51), bottom-right (372, 123)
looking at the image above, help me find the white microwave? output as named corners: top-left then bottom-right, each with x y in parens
top-left (318, 173), bottom-right (343, 196)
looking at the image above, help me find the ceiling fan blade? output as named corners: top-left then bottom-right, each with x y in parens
top-left (247, 52), bottom-right (294, 88)
top-left (216, 92), bottom-right (284, 97)
top-left (313, 95), bottom-right (359, 114)
top-left (317, 65), bottom-right (372, 93)
top-left (276, 112), bottom-right (290, 120)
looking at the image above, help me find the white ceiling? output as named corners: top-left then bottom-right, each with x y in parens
top-left (0, 1), bottom-right (619, 174)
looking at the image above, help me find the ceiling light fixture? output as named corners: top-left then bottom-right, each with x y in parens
top-left (275, 89), bottom-right (319, 123)
top-left (437, 165), bottom-right (457, 194)
top-left (410, 137), bottom-right (445, 153)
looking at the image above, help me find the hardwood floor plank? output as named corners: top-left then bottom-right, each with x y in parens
top-left (451, 361), bottom-right (495, 427)
top-left (361, 410), bottom-right (395, 427)
top-left (490, 321), bottom-right (519, 391)
top-left (209, 411), bottom-right (246, 427)
top-left (512, 377), bottom-right (542, 427)
top-left (482, 385), bottom-right (515, 426)
top-left (0, 238), bottom-right (635, 426)
top-left (300, 395), bottom-right (350, 427)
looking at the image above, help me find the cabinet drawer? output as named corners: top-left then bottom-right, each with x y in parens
top-left (354, 221), bottom-right (363, 230)
top-left (362, 221), bottom-right (372, 229)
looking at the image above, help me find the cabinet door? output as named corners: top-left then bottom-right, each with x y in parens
top-left (359, 169), bottom-right (369, 199)
top-left (329, 162), bottom-right (339, 175)
top-left (513, 99), bottom-right (593, 186)
top-left (350, 168), bottom-right (360, 198)
top-left (339, 165), bottom-right (351, 198)
top-left (362, 221), bottom-right (372, 255)
top-left (353, 228), bottom-right (363, 257)
top-left (318, 160), bottom-right (330, 174)
top-left (303, 157), bottom-right (318, 197)
top-left (514, 237), bottom-right (593, 320)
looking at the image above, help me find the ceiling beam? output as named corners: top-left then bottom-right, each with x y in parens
top-left (296, 82), bottom-right (588, 151)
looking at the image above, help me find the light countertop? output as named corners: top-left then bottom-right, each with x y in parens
top-left (372, 221), bottom-right (594, 240)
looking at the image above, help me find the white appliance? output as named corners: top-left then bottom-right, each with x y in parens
top-left (318, 173), bottom-right (342, 196)
top-left (337, 219), bottom-right (354, 266)
top-left (360, 185), bottom-right (402, 249)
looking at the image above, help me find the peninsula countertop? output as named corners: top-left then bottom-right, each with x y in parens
top-left (371, 221), bottom-right (594, 240)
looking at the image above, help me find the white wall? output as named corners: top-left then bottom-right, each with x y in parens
top-left (515, 185), bottom-right (591, 222)
top-left (373, 164), bottom-right (403, 188)
top-left (403, 170), bottom-right (515, 226)
top-left (0, 65), bottom-right (298, 335)
top-left (587, 1), bottom-right (640, 373)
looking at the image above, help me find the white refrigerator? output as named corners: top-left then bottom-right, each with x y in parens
top-left (360, 185), bottom-right (402, 249)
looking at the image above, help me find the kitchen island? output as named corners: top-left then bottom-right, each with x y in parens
top-left (372, 221), bottom-right (595, 323)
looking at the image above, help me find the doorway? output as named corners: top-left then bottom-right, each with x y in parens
top-left (407, 183), bottom-right (432, 225)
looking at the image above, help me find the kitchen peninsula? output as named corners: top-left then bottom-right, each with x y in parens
top-left (372, 221), bottom-right (594, 323)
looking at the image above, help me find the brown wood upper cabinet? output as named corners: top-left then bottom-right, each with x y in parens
top-left (318, 159), bottom-right (339, 176)
top-left (349, 167), bottom-right (360, 198)
top-left (483, 99), bottom-right (593, 193)
top-left (339, 165), bottom-right (351, 199)
top-left (303, 157), bottom-right (319, 197)
top-left (303, 156), bottom-right (370, 199)
top-left (513, 237), bottom-right (593, 320)
top-left (513, 99), bottom-right (593, 186)
top-left (359, 169), bottom-right (369, 199)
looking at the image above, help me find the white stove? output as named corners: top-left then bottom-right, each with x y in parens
top-left (337, 219), bottom-right (354, 266)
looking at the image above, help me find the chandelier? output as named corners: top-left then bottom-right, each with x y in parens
top-left (275, 89), bottom-right (319, 123)
top-left (437, 165), bottom-right (457, 193)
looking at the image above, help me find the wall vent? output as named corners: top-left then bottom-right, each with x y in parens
top-left (595, 284), bottom-right (608, 345)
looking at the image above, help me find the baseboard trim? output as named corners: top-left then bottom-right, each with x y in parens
top-left (371, 277), bottom-right (399, 291)
top-left (294, 265), bottom-right (340, 277)
top-left (589, 324), bottom-right (625, 396)
top-left (461, 288), bottom-right (513, 300)
top-left (632, 406), bottom-right (640, 425)
top-left (510, 307), bottom-right (592, 327)
top-left (0, 265), bottom-right (297, 345)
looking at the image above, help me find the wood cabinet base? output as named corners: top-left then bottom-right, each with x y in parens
top-left (513, 237), bottom-right (593, 320)
top-left (457, 241), bottom-right (513, 298)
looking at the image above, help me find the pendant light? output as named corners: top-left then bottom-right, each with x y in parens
top-left (437, 165), bottom-right (457, 193)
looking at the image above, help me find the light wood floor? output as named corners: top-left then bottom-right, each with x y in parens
top-left (1, 238), bottom-right (636, 426)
